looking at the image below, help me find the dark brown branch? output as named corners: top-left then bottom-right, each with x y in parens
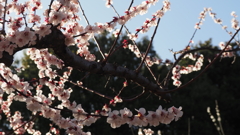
top-left (0, 0), bottom-right (8, 35)
top-left (47, 0), bottom-right (54, 17)
top-left (3, 25), bottom-right (169, 100)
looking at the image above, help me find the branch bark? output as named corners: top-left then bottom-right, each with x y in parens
top-left (2, 25), bottom-right (171, 100)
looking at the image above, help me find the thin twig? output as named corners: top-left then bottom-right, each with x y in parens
top-left (21, 13), bottom-right (28, 27)
top-left (58, 74), bottom-right (113, 100)
top-left (123, 89), bottom-right (146, 102)
top-left (78, 0), bottom-right (106, 59)
top-left (103, 0), bottom-right (134, 63)
top-left (47, 0), bottom-right (54, 17)
top-left (103, 24), bottom-right (124, 63)
top-left (136, 17), bottom-right (161, 73)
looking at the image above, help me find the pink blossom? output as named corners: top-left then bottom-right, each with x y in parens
top-left (120, 108), bottom-right (132, 124)
top-left (143, 128), bottom-right (154, 135)
top-left (146, 111), bottom-right (160, 126)
top-left (107, 110), bottom-right (122, 128)
top-left (28, 14), bottom-right (41, 23)
top-left (105, 0), bottom-right (113, 8)
top-left (33, 24), bottom-right (52, 39)
top-left (26, 97), bottom-right (42, 112)
top-left (83, 115), bottom-right (98, 126)
top-left (72, 104), bottom-right (87, 120)
top-left (154, 10), bottom-right (164, 18)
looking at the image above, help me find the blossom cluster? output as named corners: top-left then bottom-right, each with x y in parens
top-left (106, 106), bottom-right (183, 128)
top-left (0, 64), bottom-right (182, 134)
top-left (219, 42), bottom-right (234, 57)
top-left (26, 48), bottom-right (64, 79)
top-left (230, 11), bottom-right (239, 30)
top-left (0, 63), bottom-right (42, 134)
top-left (0, 63), bottom-right (91, 134)
top-left (195, 8), bottom-right (239, 39)
top-left (128, 0), bottom-right (170, 40)
top-left (194, 8), bottom-right (207, 29)
top-left (172, 53), bottom-right (204, 87)
top-left (0, 59), bottom-right (182, 135)
top-left (128, 44), bottom-right (162, 66)
top-left (138, 128), bottom-right (155, 135)
top-left (195, 8), bottom-right (224, 29)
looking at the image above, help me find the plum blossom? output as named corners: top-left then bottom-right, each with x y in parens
top-left (49, 11), bottom-right (66, 25)
top-left (94, 22), bottom-right (106, 33)
top-left (72, 104), bottom-right (87, 120)
top-left (7, 17), bottom-right (24, 31)
top-left (28, 14), bottom-right (41, 23)
top-left (14, 27), bottom-right (36, 47)
top-left (154, 10), bottom-right (164, 18)
top-left (130, 108), bottom-right (148, 127)
top-left (114, 96), bottom-right (122, 103)
top-left (231, 18), bottom-right (239, 29)
top-left (163, 0), bottom-right (171, 11)
top-left (170, 106), bottom-right (183, 121)
top-left (82, 115), bottom-right (98, 126)
top-left (231, 11), bottom-right (237, 17)
top-left (143, 128), bottom-right (154, 135)
top-left (219, 42), bottom-right (234, 57)
top-left (1, 82), bottom-right (14, 94)
top-left (105, 22), bottom-right (117, 32)
top-left (105, 0), bottom-right (113, 8)
top-left (107, 110), bottom-right (122, 128)
top-left (113, 29), bottom-right (121, 37)
top-left (128, 33), bottom-right (138, 40)
top-left (120, 108), bottom-right (132, 124)
top-left (26, 97), bottom-right (42, 112)
top-left (33, 24), bottom-right (52, 39)
top-left (1, 100), bottom-right (11, 115)
top-left (138, 128), bottom-right (144, 135)
top-left (138, 2), bottom-right (149, 15)
top-left (146, 111), bottom-right (160, 126)
top-left (171, 65), bottom-right (182, 87)
top-left (9, 111), bottom-right (27, 134)
top-left (214, 18), bottom-right (222, 24)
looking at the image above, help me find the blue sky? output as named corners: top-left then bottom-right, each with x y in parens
top-left (79, 0), bottom-right (240, 60)
top-left (15, 0), bottom-right (240, 61)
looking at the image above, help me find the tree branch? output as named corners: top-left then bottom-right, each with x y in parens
top-left (4, 25), bottom-right (170, 100)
